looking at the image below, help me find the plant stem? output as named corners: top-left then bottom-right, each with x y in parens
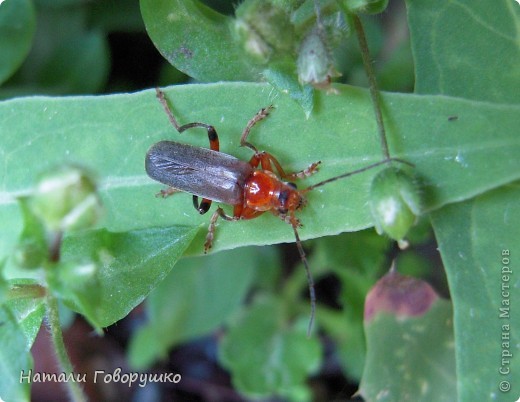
top-left (352, 14), bottom-right (390, 160)
top-left (45, 286), bottom-right (87, 402)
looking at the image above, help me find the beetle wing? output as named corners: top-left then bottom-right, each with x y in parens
top-left (148, 155), bottom-right (198, 176)
top-left (146, 141), bottom-right (253, 205)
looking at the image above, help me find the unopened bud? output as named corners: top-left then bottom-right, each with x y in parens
top-left (297, 27), bottom-right (340, 88)
top-left (31, 166), bottom-right (102, 232)
top-left (234, 0), bottom-right (295, 62)
top-left (369, 167), bottom-right (421, 242)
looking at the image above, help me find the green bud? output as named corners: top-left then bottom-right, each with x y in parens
top-left (234, 0), bottom-right (295, 62)
top-left (369, 167), bottom-right (421, 242)
top-left (340, 0), bottom-right (389, 15)
top-left (31, 166), bottom-right (102, 232)
top-left (297, 27), bottom-right (341, 88)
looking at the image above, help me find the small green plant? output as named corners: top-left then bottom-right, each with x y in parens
top-left (0, 0), bottom-right (518, 401)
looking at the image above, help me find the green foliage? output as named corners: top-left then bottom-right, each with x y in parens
top-left (0, 305), bottom-right (35, 402)
top-left (407, 0), bottom-right (520, 104)
top-left (0, 0), bottom-right (35, 85)
top-left (0, 0), bottom-right (139, 98)
top-left (0, 275), bottom-right (45, 402)
top-left (0, 0), bottom-right (519, 400)
top-left (128, 246), bottom-right (271, 368)
top-left (59, 226), bottom-right (198, 330)
top-left (0, 85), bottom-right (517, 261)
top-left (219, 297), bottom-right (322, 401)
top-left (360, 299), bottom-right (456, 401)
top-left (140, 0), bottom-right (260, 81)
top-left (431, 184), bottom-right (520, 401)
top-left (406, 0), bottom-right (520, 400)
top-left (311, 230), bottom-right (391, 380)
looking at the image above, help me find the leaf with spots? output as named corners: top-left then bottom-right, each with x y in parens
top-left (360, 294), bottom-right (456, 401)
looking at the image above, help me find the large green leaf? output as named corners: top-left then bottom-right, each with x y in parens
top-left (407, 0), bottom-right (520, 400)
top-left (406, 0), bottom-right (520, 103)
top-left (360, 299), bottom-right (456, 401)
top-left (0, 84), bottom-right (518, 262)
top-left (59, 225), bottom-right (198, 328)
top-left (431, 184), bottom-right (520, 401)
top-left (0, 0), bottom-right (36, 85)
top-left (140, 0), bottom-right (260, 81)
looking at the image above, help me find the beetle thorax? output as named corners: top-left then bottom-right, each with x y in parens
top-left (244, 170), bottom-right (305, 214)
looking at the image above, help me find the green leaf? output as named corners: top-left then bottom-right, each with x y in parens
top-left (406, 0), bottom-right (520, 103)
top-left (219, 297), bottom-right (322, 400)
top-left (140, 0), bottom-right (260, 81)
top-left (4, 279), bottom-right (45, 346)
top-left (128, 246), bottom-right (265, 369)
top-left (13, 198), bottom-right (48, 269)
top-left (359, 299), bottom-right (456, 401)
top-left (0, 84), bottom-right (518, 261)
top-left (58, 225), bottom-right (198, 329)
top-left (0, 0), bottom-right (36, 85)
top-left (431, 183), bottom-right (520, 401)
top-left (0, 305), bottom-right (34, 402)
top-left (263, 62), bottom-right (315, 117)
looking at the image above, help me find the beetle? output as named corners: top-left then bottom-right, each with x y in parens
top-left (146, 88), bottom-right (408, 333)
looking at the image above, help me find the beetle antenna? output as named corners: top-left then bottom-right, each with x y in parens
top-left (304, 157), bottom-right (413, 192)
top-left (292, 224), bottom-right (316, 337)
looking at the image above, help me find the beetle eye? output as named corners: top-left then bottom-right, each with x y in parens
top-left (278, 189), bottom-right (289, 205)
top-left (287, 182), bottom-right (297, 189)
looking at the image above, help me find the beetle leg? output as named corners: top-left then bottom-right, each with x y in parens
top-left (205, 207), bottom-right (236, 253)
top-left (276, 210), bottom-right (302, 228)
top-left (254, 152), bottom-right (321, 180)
top-left (282, 160), bottom-right (321, 180)
top-left (178, 123), bottom-right (219, 151)
top-left (156, 88), bottom-right (220, 151)
top-left (156, 187), bottom-right (179, 198)
top-left (240, 105), bottom-right (274, 153)
top-left (193, 195), bottom-right (212, 215)
top-left (265, 153), bottom-right (321, 179)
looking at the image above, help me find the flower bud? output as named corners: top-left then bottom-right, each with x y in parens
top-left (30, 165), bottom-right (102, 232)
top-left (297, 27), bottom-right (341, 88)
top-left (234, 0), bottom-right (295, 62)
top-left (369, 167), bottom-right (421, 242)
